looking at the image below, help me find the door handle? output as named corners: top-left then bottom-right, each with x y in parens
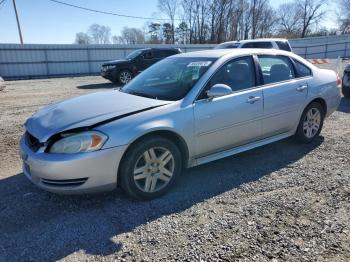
top-left (246, 96), bottom-right (261, 104)
top-left (296, 84), bottom-right (308, 92)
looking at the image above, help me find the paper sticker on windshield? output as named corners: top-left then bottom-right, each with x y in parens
top-left (187, 61), bottom-right (212, 67)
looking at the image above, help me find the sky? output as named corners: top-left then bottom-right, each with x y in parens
top-left (0, 0), bottom-right (339, 44)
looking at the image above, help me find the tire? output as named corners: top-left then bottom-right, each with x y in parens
top-left (342, 86), bottom-right (350, 98)
top-left (118, 70), bottom-right (132, 85)
top-left (295, 102), bottom-right (324, 143)
top-left (119, 136), bottom-right (182, 200)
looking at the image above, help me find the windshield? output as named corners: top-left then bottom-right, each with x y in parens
top-left (126, 50), bottom-right (142, 60)
top-left (214, 43), bottom-right (240, 49)
top-left (120, 57), bottom-right (217, 101)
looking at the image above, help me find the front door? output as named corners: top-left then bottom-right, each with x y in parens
top-left (137, 51), bottom-right (155, 72)
top-left (194, 56), bottom-right (264, 157)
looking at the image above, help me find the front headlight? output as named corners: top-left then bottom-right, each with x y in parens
top-left (49, 131), bottom-right (108, 154)
top-left (107, 65), bottom-right (116, 70)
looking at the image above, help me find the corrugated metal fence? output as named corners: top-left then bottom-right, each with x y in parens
top-left (1, 36), bottom-right (350, 79)
top-left (0, 44), bottom-right (214, 79)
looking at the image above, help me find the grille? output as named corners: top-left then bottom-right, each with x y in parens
top-left (41, 177), bottom-right (88, 187)
top-left (25, 132), bottom-right (43, 152)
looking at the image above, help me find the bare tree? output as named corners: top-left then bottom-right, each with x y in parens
top-left (158, 0), bottom-right (179, 43)
top-left (120, 27), bottom-right (145, 44)
top-left (112, 35), bottom-right (126, 44)
top-left (250, 0), bottom-right (272, 39)
top-left (296, 0), bottom-right (326, 38)
top-left (276, 3), bottom-right (301, 37)
top-left (74, 32), bottom-right (91, 44)
top-left (88, 24), bottom-right (111, 44)
top-left (337, 0), bottom-right (350, 33)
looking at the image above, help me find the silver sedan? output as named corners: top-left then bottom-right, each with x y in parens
top-left (20, 49), bottom-right (341, 199)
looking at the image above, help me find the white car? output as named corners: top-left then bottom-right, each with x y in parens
top-left (0, 77), bottom-right (5, 91)
top-left (20, 49), bottom-right (340, 199)
top-left (214, 38), bottom-right (292, 52)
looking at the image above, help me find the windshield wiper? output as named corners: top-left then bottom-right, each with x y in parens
top-left (127, 91), bottom-right (158, 100)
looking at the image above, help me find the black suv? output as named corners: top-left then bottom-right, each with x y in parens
top-left (101, 47), bottom-right (182, 84)
top-left (342, 63), bottom-right (350, 98)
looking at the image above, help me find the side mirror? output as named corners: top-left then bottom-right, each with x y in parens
top-left (206, 84), bottom-right (232, 99)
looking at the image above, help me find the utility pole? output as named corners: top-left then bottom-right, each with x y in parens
top-left (12, 0), bottom-right (23, 44)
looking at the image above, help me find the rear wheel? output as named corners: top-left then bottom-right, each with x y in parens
top-left (119, 137), bottom-right (182, 200)
top-left (295, 102), bottom-right (324, 143)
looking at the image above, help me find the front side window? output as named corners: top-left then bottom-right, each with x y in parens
top-left (142, 51), bottom-right (154, 60)
top-left (198, 56), bottom-right (256, 99)
top-left (120, 57), bottom-right (217, 101)
top-left (294, 59), bottom-right (312, 77)
top-left (258, 55), bottom-right (295, 84)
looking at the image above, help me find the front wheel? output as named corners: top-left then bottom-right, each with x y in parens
top-left (119, 137), bottom-right (182, 200)
top-left (295, 102), bottom-right (324, 143)
top-left (118, 70), bottom-right (132, 85)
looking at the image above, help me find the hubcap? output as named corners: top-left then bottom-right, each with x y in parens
top-left (303, 107), bottom-right (321, 138)
top-left (133, 147), bottom-right (175, 193)
top-left (120, 71), bottom-right (132, 84)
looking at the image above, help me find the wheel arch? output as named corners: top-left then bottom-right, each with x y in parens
top-left (307, 97), bottom-right (328, 116)
top-left (117, 129), bottom-right (190, 183)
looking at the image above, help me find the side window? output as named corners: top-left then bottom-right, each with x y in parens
top-left (276, 41), bottom-right (292, 51)
top-left (253, 42), bottom-right (273, 49)
top-left (241, 43), bottom-right (254, 48)
top-left (153, 50), bottom-right (162, 58)
top-left (258, 55), bottom-right (295, 84)
top-left (294, 59), bottom-right (312, 77)
top-left (143, 51), bottom-right (154, 60)
top-left (156, 50), bottom-right (176, 58)
top-left (198, 56), bottom-right (256, 99)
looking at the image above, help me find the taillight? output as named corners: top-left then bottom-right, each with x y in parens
top-left (337, 74), bottom-right (342, 87)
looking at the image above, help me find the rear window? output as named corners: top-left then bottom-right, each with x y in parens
top-left (294, 59), bottom-right (312, 77)
top-left (276, 41), bottom-right (292, 51)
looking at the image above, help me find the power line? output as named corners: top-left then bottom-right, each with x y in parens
top-left (48, 0), bottom-right (180, 21)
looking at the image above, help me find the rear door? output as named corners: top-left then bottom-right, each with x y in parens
top-left (257, 55), bottom-right (309, 138)
top-left (194, 56), bottom-right (264, 157)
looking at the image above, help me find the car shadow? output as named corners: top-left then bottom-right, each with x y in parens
top-left (76, 82), bottom-right (119, 90)
top-left (0, 137), bottom-right (323, 261)
top-left (337, 97), bottom-right (350, 113)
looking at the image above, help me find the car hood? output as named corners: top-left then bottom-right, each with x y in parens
top-left (25, 91), bottom-right (169, 142)
top-left (103, 59), bottom-right (130, 66)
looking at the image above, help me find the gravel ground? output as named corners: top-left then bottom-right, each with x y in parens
top-left (0, 74), bottom-right (349, 261)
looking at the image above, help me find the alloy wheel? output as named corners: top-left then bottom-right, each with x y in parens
top-left (133, 147), bottom-right (175, 193)
top-left (303, 107), bottom-right (321, 138)
top-left (119, 71), bottom-right (132, 84)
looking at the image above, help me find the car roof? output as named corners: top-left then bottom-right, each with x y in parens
top-left (174, 48), bottom-right (293, 58)
top-left (139, 47), bottom-right (180, 51)
top-left (219, 38), bottom-right (289, 45)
